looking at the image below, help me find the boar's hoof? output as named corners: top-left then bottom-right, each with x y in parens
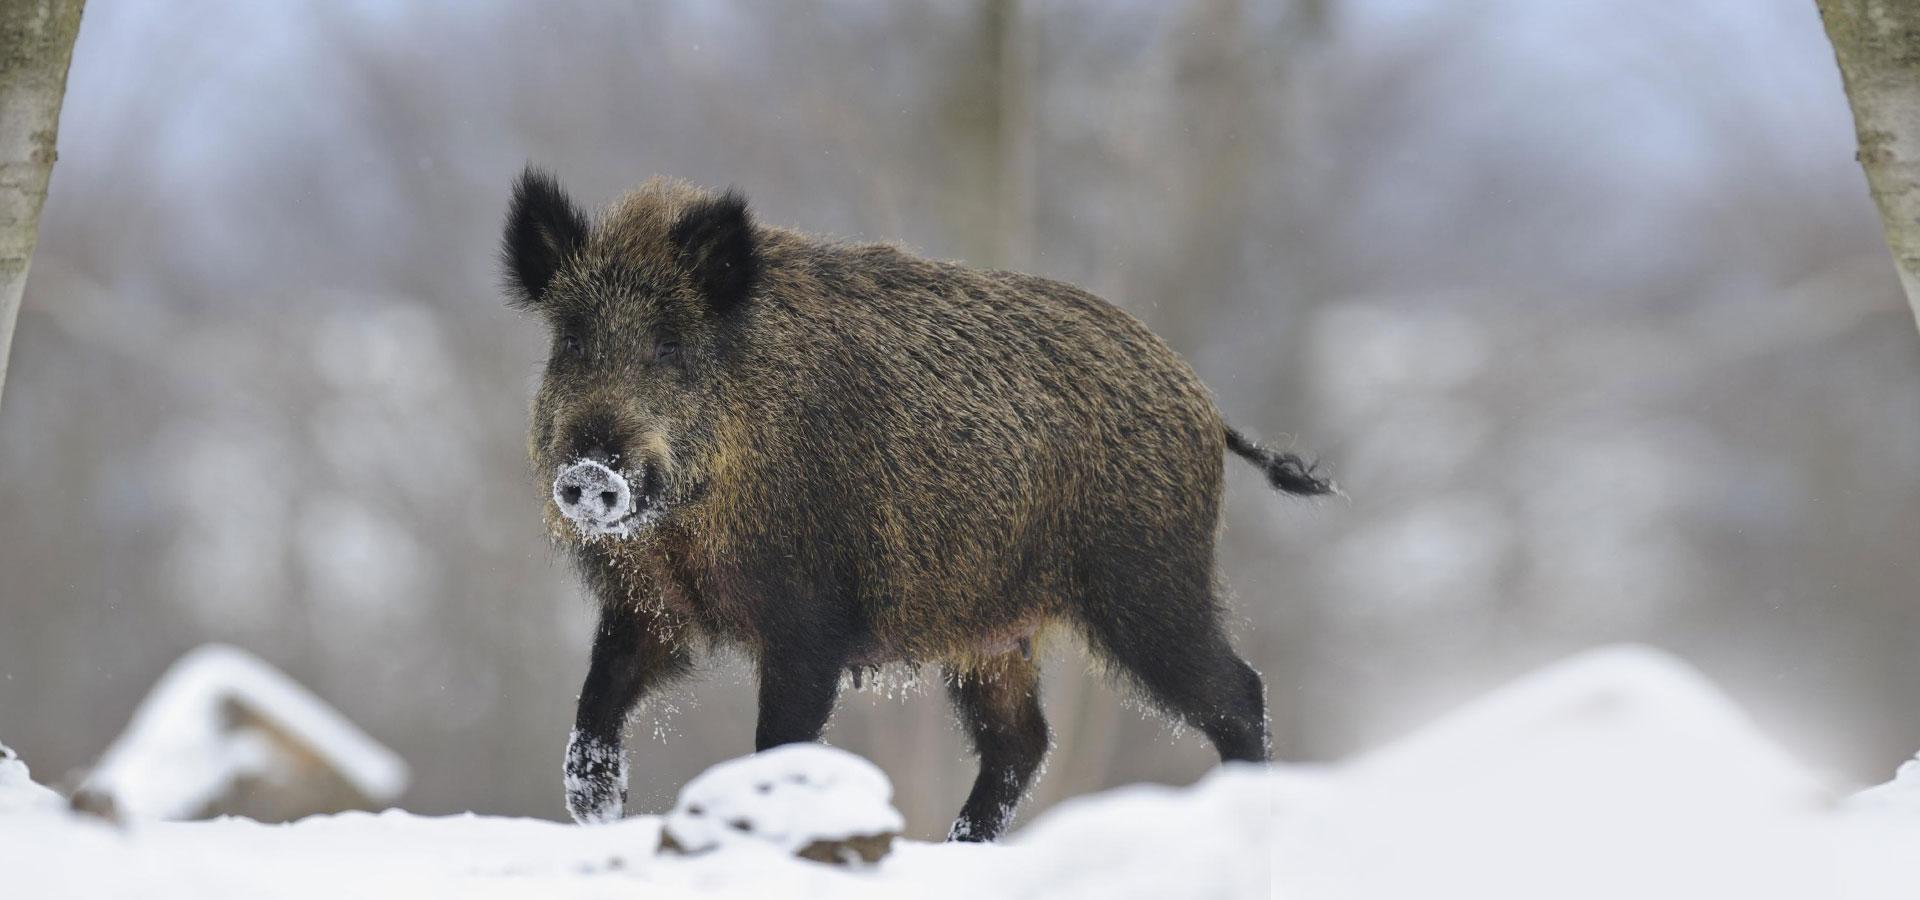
top-left (554, 460), bottom-right (635, 535)
top-left (564, 729), bottom-right (629, 824)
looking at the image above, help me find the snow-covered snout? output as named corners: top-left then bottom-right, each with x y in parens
top-left (541, 406), bottom-right (678, 539)
top-left (547, 428), bottom-right (672, 538)
top-left (553, 459), bottom-right (636, 536)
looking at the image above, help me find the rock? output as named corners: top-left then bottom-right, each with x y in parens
top-left (657, 744), bottom-right (903, 865)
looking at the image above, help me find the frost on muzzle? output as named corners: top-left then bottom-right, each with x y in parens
top-left (552, 459), bottom-right (654, 537)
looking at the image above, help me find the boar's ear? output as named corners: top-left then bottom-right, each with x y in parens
top-left (502, 166), bottom-right (589, 309)
top-left (669, 190), bottom-right (759, 316)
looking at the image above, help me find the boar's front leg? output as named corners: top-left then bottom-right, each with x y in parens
top-left (565, 607), bottom-right (689, 824)
top-left (751, 601), bottom-right (857, 751)
top-left (753, 642), bottom-right (852, 751)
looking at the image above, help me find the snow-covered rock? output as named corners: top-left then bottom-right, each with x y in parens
top-left (75, 644), bottom-right (409, 821)
top-left (658, 744), bottom-right (904, 865)
top-left (0, 742), bottom-right (65, 815)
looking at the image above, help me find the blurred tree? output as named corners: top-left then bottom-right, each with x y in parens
top-left (929, 0), bottom-right (1032, 270)
top-left (0, 0), bottom-right (83, 409)
top-left (1818, 0), bottom-right (1920, 328)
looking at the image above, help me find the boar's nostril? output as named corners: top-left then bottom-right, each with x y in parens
top-left (599, 491), bottom-right (618, 509)
top-left (560, 485), bottom-right (583, 506)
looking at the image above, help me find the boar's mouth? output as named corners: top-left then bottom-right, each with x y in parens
top-left (552, 458), bottom-right (669, 539)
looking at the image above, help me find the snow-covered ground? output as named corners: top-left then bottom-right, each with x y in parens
top-left (5, 645), bottom-right (1920, 899)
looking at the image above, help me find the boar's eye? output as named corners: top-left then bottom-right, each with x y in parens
top-left (653, 339), bottom-right (683, 366)
top-left (559, 334), bottom-right (583, 357)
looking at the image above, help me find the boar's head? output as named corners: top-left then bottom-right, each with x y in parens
top-left (502, 168), bottom-right (758, 541)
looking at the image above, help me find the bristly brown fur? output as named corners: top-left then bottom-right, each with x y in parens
top-left (507, 167), bottom-right (1330, 841)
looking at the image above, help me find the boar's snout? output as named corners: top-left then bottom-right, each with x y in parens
top-left (553, 459), bottom-right (635, 535)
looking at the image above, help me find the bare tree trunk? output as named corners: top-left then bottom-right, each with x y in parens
top-left (932, 0), bottom-right (1030, 270)
top-left (0, 0), bottom-right (83, 411)
top-left (990, 0), bottom-right (1033, 271)
top-left (1818, 0), bottom-right (1920, 328)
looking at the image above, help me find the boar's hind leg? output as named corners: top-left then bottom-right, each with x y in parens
top-left (1081, 563), bottom-right (1271, 764)
top-left (566, 608), bottom-right (691, 824)
top-left (945, 652), bottom-right (1049, 842)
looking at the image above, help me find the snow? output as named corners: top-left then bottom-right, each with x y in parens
top-left (0, 743), bottom-right (64, 814)
top-left (1348, 645), bottom-right (1832, 806)
top-left (9, 644), bottom-right (1920, 897)
top-left (1003, 764), bottom-right (1280, 899)
top-left (1271, 647), bottom-right (1851, 899)
top-left (78, 644), bottom-right (409, 820)
top-left (659, 744), bottom-right (904, 856)
top-left (1847, 754), bottom-right (1920, 816)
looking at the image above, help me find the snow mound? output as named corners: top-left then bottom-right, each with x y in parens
top-left (1276, 644), bottom-right (1848, 899)
top-left (0, 742), bottom-right (65, 815)
top-left (1849, 754), bottom-right (1920, 815)
top-left (1351, 644), bottom-right (1835, 808)
top-left (658, 744), bottom-right (904, 863)
top-left (78, 644), bottom-right (409, 820)
top-left (1004, 763), bottom-right (1293, 899)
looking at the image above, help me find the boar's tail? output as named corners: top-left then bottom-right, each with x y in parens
top-left (1224, 426), bottom-right (1337, 497)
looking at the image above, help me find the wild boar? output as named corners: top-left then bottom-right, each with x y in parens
top-left (501, 168), bottom-right (1332, 841)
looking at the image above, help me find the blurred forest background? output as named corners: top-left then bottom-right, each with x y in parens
top-left (4, 0), bottom-right (1918, 837)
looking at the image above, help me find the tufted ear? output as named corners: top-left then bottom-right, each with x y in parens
top-left (502, 166), bottom-right (589, 309)
top-left (669, 190), bottom-right (759, 315)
